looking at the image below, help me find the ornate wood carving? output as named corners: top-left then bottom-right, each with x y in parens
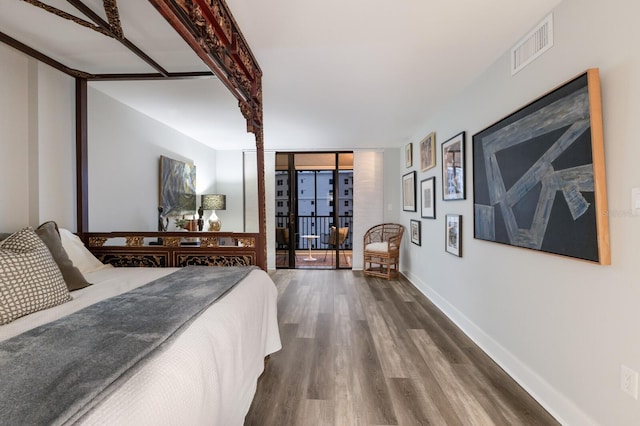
top-left (21, 0), bottom-right (172, 77)
top-left (88, 237), bottom-right (108, 247)
top-left (162, 237), bottom-right (182, 247)
top-left (23, 0), bottom-right (125, 40)
top-left (125, 236), bottom-right (145, 247)
top-left (84, 232), bottom-right (261, 268)
top-left (22, 0), bottom-right (113, 38)
top-left (149, 0), bottom-right (263, 135)
top-left (177, 254), bottom-right (253, 267)
top-left (97, 254), bottom-right (167, 267)
top-left (200, 237), bottom-right (218, 247)
top-left (103, 0), bottom-right (124, 39)
top-left (236, 237), bottom-right (255, 248)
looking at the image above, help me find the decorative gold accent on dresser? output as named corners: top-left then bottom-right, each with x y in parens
top-left (236, 237), bottom-right (255, 248)
top-left (97, 254), bottom-right (167, 268)
top-left (162, 237), bottom-right (182, 247)
top-left (200, 237), bottom-right (219, 248)
top-left (88, 237), bottom-right (108, 247)
top-left (177, 254), bottom-right (253, 267)
top-left (125, 236), bottom-right (145, 247)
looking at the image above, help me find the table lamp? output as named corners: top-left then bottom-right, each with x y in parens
top-left (201, 194), bottom-right (226, 231)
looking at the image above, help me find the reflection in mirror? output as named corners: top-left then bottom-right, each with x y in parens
top-left (86, 78), bottom-right (253, 233)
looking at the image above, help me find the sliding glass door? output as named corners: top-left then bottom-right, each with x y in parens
top-left (275, 152), bottom-right (353, 269)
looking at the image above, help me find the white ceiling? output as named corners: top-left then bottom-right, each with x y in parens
top-left (0, 0), bottom-right (563, 151)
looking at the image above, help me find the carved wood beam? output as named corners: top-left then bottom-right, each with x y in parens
top-left (103, 0), bottom-right (124, 39)
top-left (148, 0), bottom-right (263, 135)
top-left (22, 0), bottom-right (113, 38)
top-left (66, 0), bottom-right (171, 76)
top-left (22, 0), bottom-right (171, 77)
top-left (65, 0), bottom-right (124, 40)
top-left (0, 31), bottom-right (92, 78)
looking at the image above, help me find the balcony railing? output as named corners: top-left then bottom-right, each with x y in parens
top-left (275, 215), bottom-right (353, 250)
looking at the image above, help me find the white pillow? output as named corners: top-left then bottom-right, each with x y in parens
top-left (59, 229), bottom-right (112, 274)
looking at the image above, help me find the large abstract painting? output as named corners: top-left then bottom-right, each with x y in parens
top-left (472, 69), bottom-right (610, 264)
top-left (159, 156), bottom-right (197, 217)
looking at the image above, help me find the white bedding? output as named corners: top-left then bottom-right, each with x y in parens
top-left (0, 267), bottom-right (282, 425)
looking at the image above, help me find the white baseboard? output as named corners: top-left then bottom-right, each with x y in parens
top-left (401, 271), bottom-right (597, 426)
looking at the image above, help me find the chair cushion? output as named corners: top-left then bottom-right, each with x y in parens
top-left (365, 242), bottom-right (389, 252)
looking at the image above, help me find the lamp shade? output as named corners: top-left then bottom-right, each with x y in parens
top-left (201, 194), bottom-right (226, 210)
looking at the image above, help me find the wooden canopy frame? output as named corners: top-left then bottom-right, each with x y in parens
top-left (2, 0), bottom-right (267, 269)
top-left (147, 0), bottom-right (267, 268)
top-left (88, 0), bottom-right (267, 269)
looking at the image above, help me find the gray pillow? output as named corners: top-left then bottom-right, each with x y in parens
top-left (35, 222), bottom-right (91, 291)
top-left (0, 228), bottom-right (72, 325)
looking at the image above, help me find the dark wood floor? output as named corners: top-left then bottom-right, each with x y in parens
top-left (245, 270), bottom-right (559, 425)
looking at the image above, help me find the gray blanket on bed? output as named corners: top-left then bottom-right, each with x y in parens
top-left (0, 265), bottom-right (256, 425)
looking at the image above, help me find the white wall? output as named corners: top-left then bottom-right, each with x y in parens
top-left (37, 64), bottom-right (76, 228)
top-left (242, 150), bottom-right (259, 233)
top-left (264, 151), bottom-right (276, 270)
top-left (0, 44), bottom-right (30, 231)
top-left (87, 87), bottom-right (218, 232)
top-left (383, 148), bottom-right (401, 224)
top-left (400, 0), bottom-right (640, 424)
top-left (0, 45), bottom-right (76, 232)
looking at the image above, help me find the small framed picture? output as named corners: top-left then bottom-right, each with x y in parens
top-left (402, 171), bottom-right (416, 212)
top-left (405, 143), bottom-right (413, 168)
top-left (420, 132), bottom-right (436, 172)
top-left (442, 132), bottom-right (466, 201)
top-left (410, 219), bottom-right (421, 246)
top-left (420, 177), bottom-right (436, 219)
top-left (445, 214), bottom-right (462, 257)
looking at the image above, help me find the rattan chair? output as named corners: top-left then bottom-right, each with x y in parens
top-left (321, 226), bottom-right (349, 263)
top-left (363, 223), bottom-right (404, 279)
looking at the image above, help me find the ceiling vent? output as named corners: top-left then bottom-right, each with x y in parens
top-left (511, 13), bottom-right (554, 75)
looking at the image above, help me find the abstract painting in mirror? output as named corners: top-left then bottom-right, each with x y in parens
top-left (159, 156), bottom-right (197, 217)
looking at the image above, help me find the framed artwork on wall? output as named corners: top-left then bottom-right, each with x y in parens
top-left (402, 171), bottom-right (416, 212)
top-left (419, 132), bottom-right (436, 172)
top-left (445, 214), bottom-right (462, 257)
top-left (420, 177), bottom-right (436, 219)
top-left (405, 143), bottom-right (413, 168)
top-left (472, 69), bottom-right (610, 264)
top-left (410, 219), bottom-right (421, 246)
top-left (442, 132), bottom-right (466, 201)
top-left (159, 156), bottom-right (196, 217)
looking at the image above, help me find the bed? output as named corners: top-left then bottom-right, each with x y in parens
top-left (2, 3), bottom-right (275, 421)
top-left (0, 226), bottom-right (281, 425)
